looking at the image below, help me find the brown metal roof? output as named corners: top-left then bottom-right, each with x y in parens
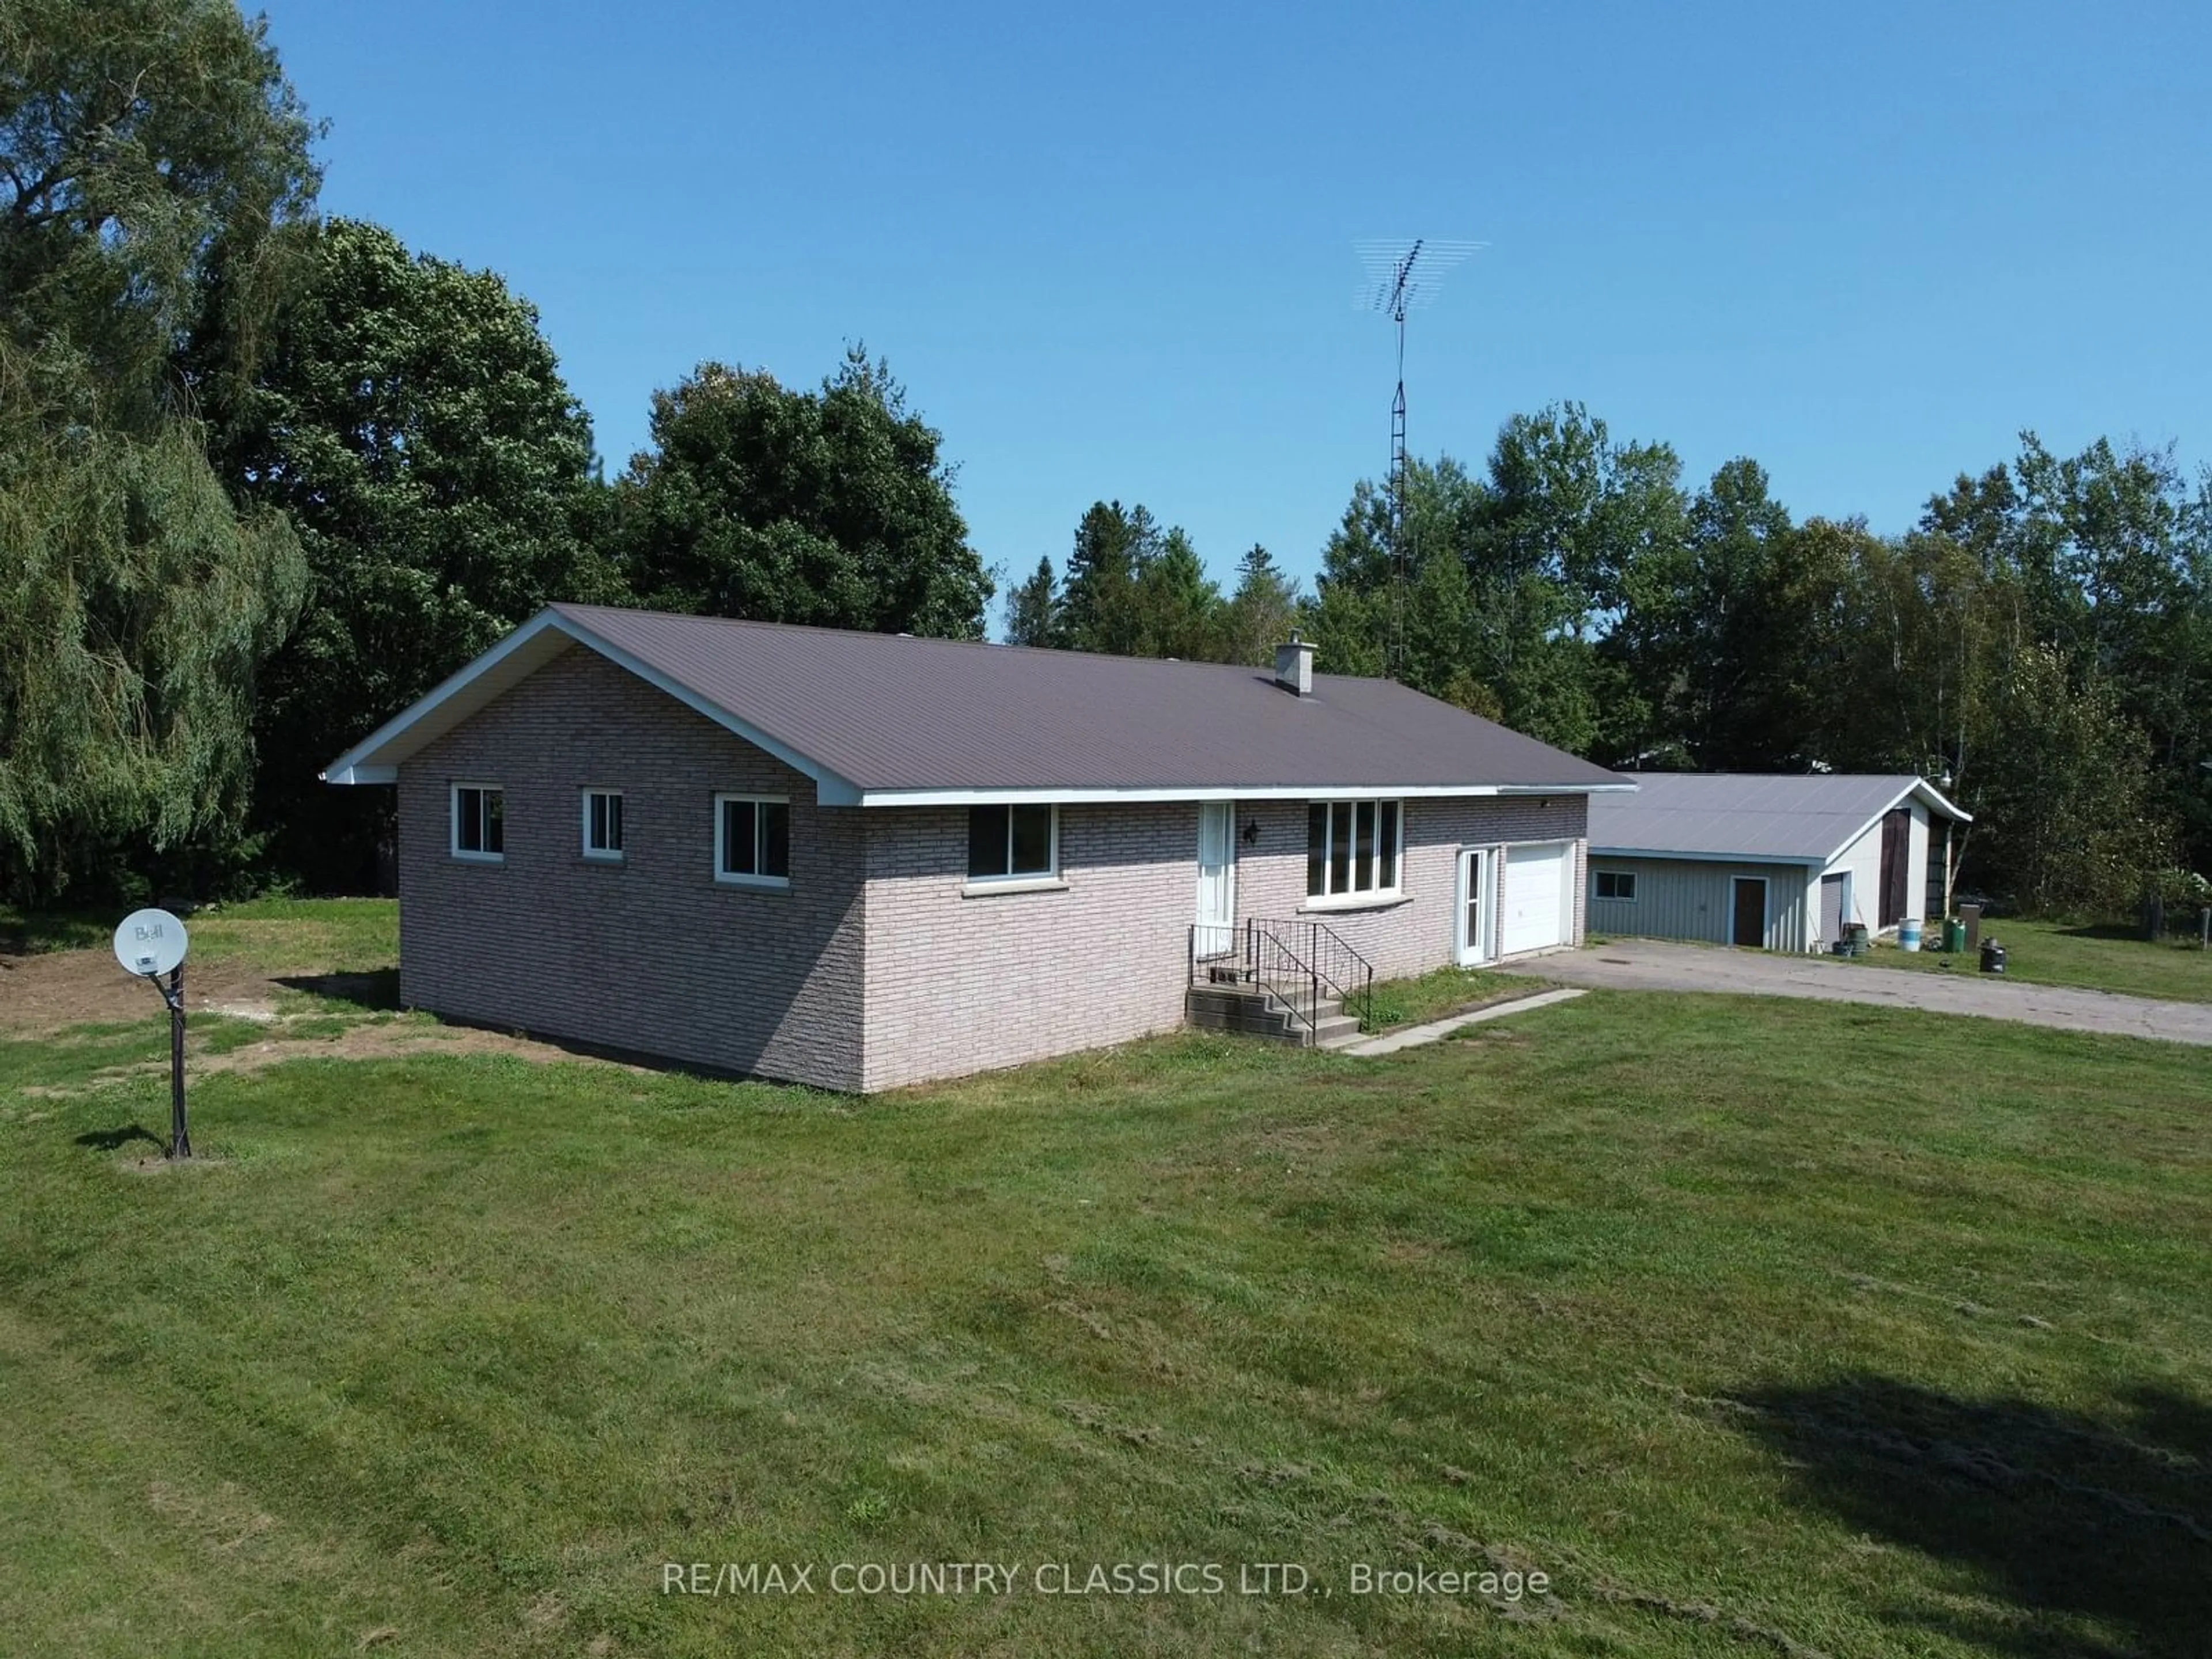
top-left (543, 603), bottom-right (1624, 796)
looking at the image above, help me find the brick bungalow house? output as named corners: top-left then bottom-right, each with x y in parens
top-left (321, 604), bottom-right (1628, 1091)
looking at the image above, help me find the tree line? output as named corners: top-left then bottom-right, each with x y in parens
top-left (3, 1), bottom-right (990, 899)
top-left (1013, 414), bottom-right (2211, 918)
top-left (5, 2), bottom-right (2207, 919)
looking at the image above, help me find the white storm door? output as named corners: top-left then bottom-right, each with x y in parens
top-left (1501, 841), bottom-right (1572, 956)
top-left (1456, 848), bottom-right (1493, 965)
top-left (1195, 802), bottom-right (1236, 959)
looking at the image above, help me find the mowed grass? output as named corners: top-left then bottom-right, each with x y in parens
top-left (1, 910), bottom-right (2208, 1656)
top-left (1844, 915), bottom-right (2212, 1004)
top-left (1361, 965), bottom-right (1533, 1030)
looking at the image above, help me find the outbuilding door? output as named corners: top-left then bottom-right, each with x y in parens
top-left (1878, 809), bottom-right (1910, 926)
top-left (1194, 802), bottom-right (1236, 959)
top-left (1732, 877), bottom-right (1767, 948)
top-left (1819, 872), bottom-right (1846, 946)
top-left (1501, 842), bottom-right (1573, 956)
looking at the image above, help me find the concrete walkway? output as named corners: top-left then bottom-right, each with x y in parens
top-left (1340, 987), bottom-right (1588, 1056)
top-left (1501, 939), bottom-right (2212, 1047)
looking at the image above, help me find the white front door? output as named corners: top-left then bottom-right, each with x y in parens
top-left (1456, 847), bottom-right (1493, 965)
top-left (1195, 802), bottom-right (1236, 958)
top-left (1501, 841), bottom-right (1573, 956)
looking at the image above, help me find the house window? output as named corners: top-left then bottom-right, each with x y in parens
top-left (1306, 800), bottom-right (1400, 900)
top-left (715, 795), bottom-right (790, 887)
top-left (967, 804), bottom-right (1057, 882)
top-left (581, 789), bottom-right (623, 861)
top-left (1595, 870), bottom-right (1637, 901)
top-left (451, 783), bottom-right (503, 862)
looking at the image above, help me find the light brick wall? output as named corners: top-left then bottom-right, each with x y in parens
top-left (396, 646), bottom-right (867, 1090)
top-left (859, 793), bottom-right (1589, 1090)
top-left (1232, 795), bottom-right (1589, 975)
top-left (859, 804), bottom-right (1196, 1092)
top-left (392, 645), bottom-right (1592, 1093)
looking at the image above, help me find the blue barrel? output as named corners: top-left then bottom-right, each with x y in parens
top-left (1897, 918), bottom-right (1923, 952)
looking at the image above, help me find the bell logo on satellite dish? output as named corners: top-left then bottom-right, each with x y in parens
top-left (113, 907), bottom-right (190, 979)
top-left (111, 907), bottom-right (194, 1159)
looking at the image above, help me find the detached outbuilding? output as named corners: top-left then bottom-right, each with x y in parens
top-left (1585, 774), bottom-right (1970, 952)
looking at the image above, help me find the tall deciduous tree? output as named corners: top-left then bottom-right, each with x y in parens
top-left (1973, 645), bottom-right (2171, 915)
top-left (1312, 411), bottom-right (1685, 753)
top-left (616, 348), bottom-right (991, 639)
top-left (0, 0), bottom-right (319, 900)
top-left (204, 217), bottom-right (612, 889)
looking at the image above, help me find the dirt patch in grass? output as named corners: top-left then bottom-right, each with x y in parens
top-left (21, 1020), bottom-right (620, 1095)
top-left (198, 1022), bottom-right (607, 1074)
top-left (0, 944), bottom-right (287, 1032)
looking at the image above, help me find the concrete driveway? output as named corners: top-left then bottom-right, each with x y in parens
top-left (1503, 939), bottom-right (2212, 1047)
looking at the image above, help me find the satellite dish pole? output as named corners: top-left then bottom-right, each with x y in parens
top-left (112, 907), bottom-right (192, 1158)
top-left (1356, 238), bottom-right (1482, 678)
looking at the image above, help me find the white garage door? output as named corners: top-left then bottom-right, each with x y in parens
top-left (1501, 842), bottom-right (1572, 956)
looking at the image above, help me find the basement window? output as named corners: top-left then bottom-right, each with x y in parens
top-left (715, 794), bottom-right (790, 888)
top-left (451, 783), bottom-right (504, 862)
top-left (581, 789), bottom-right (624, 862)
top-left (967, 804), bottom-right (1058, 883)
top-left (1595, 870), bottom-right (1637, 901)
top-left (1306, 800), bottom-right (1400, 901)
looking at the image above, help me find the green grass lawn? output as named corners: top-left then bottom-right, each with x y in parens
top-left (2, 895), bottom-right (398, 967)
top-left (1361, 965), bottom-right (1534, 1031)
top-left (2, 906), bottom-right (2209, 1657)
top-left (1844, 915), bottom-right (2212, 1003)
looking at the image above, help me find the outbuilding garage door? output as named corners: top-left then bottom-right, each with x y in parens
top-left (1501, 842), bottom-right (1573, 956)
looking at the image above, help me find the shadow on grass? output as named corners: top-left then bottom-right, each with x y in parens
top-left (275, 969), bottom-right (400, 1011)
top-left (73, 1124), bottom-right (162, 1152)
top-left (1735, 1375), bottom-right (2212, 1657)
top-left (0, 911), bottom-right (109, 956)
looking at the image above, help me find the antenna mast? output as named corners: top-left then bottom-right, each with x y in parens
top-left (1356, 238), bottom-right (1482, 678)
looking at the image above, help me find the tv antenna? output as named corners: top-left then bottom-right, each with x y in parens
top-left (1355, 237), bottom-right (1483, 676)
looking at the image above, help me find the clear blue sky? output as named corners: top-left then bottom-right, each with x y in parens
top-left (259, 0), bottom-right (2210, 609)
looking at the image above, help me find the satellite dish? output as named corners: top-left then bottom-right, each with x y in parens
top-left (113, 908), bottom-right (190, 979)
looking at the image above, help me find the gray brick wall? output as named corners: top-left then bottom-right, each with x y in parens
top-left (396, 646), bottom-right (867, 1090)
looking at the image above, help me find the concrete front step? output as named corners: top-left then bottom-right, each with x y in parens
top-left (1307, 1012), bottom-right (1364, 1050)
top-left (1186, 983), bottom-right (1364, 1050)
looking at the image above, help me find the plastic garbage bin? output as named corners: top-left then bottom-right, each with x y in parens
top-left (1943, 918), bottom-right (1967, 953)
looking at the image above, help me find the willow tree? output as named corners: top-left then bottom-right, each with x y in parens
top-left (0, 369), bottom-right (305, 898)
top-left (0, 0), bottom-right (318, 899)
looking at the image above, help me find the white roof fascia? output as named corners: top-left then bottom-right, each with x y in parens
top-left (320, 610), bottom-right (572, 784)
top-left (319, 608), bottom-right (863, 804)
top-left (854, 781), bottom-right (1636, 808)
top-left (1820, 777), bottom-right (1974, 866)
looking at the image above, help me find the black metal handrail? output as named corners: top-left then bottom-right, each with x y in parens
top-left (1188, 916), bottom-right (1376, 1036)
top-left (1244, 916), bottom-right (1375, 1031)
